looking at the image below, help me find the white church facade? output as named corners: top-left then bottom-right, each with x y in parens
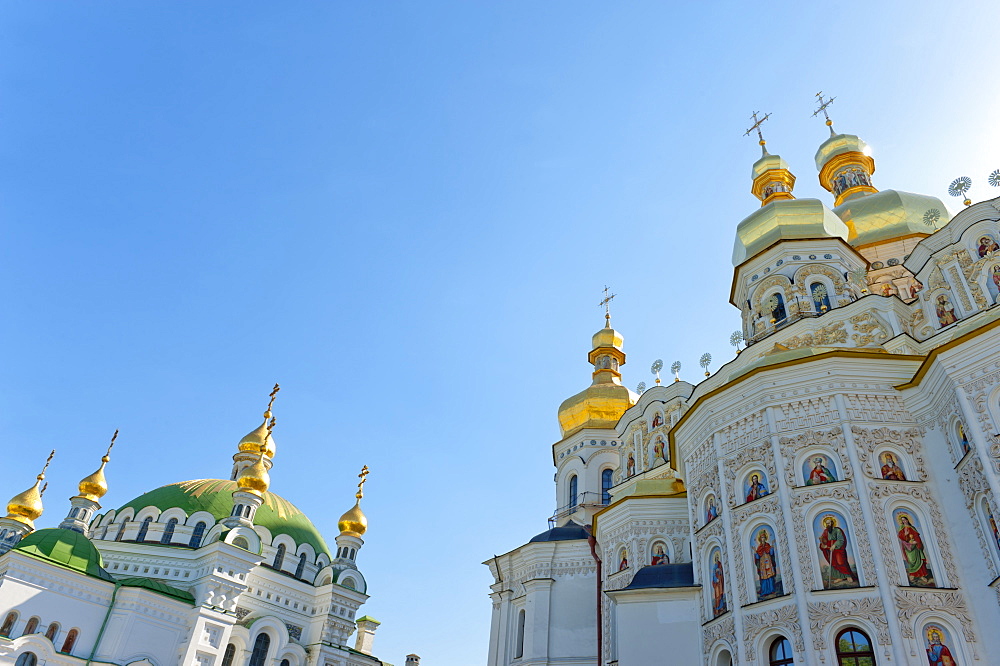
top-left (485, 110), bottom-right (1000, 665)
top-left (0, 388), bottom-right (420, 666)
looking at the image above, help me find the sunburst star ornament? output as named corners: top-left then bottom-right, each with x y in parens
top-left (948, 176), bottom-right (972, 206)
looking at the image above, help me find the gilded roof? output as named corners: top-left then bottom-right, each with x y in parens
top-left (815, 133), bottom-right (870, 170)
top-left (833, 189), bottom-right (948, 247)
top-left (732, 198), bottom-right (849, 265)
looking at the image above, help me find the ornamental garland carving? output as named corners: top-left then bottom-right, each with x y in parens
top-left (960, 366), bottom-right (1000, 461)
top-left (851, 426), bottom-right (928, 481)
top-left (702, 614), bottom-right (736, 660)
top-left (806, 597), bottom-right (890, 650)
top-left (787, 482), bottom-right (877, 584)
top-left (779, 427), bottom-right (851, 488)
top-left (792, 263), bottom-right (849, 296)
top-left (893, 588), bottom-right (977, 645)
top-left (955, 457), bottom-right (1000, 578)
top-left (849, 311), bottom-right (889, 346)
top-left (751, 274), bottom-right (794, 315)
top-left (947, 265), bottom-right (974, 313)
top-left (780, 321), bottom-right (848, 350)
top-left (742, 602), bottom-right (803, 661)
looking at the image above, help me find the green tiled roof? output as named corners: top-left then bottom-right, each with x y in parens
top-left (14, 528), bottom-right (115, 581)
top-left (118, 577), bottom-right (195, 604)
top-left (115, 479), bottom-right (331, 557)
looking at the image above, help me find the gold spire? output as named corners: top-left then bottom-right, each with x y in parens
top-left (237, 416), bottom-right (275, 497)
top-left (5, 450), bottom-right (55, 528)
top-left (238, 383), bottom-right (279, 458)
top-left (77, 430), bottom-right (117, 502)
top-left (338, 466), bottom-right (369, 537)
top-left (745, 111), bottom-right (795, 207)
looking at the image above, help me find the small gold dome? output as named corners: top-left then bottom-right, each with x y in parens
top-left (557, 322), bottom-right (637, 437)
top-left (815, 133), bottom-right (871, 170)
top-left (338, 500), bottom-right (367, 537)
top-left (238, 411), bottom-right (276, 458)
top-left (236, 450), bottom-right (271, 496)
top-left (591, 325), bottom-right (624, 350)
top-left (752, 153), bottom-right (790, 179)
top-left (6, 477), bottom-right (45, 528)
top-left (732, 198), bottom-right (849, 266)
top-left (77, 456), bottom-right (110, 502)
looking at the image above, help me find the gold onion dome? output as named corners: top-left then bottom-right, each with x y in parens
top-left (238, 411), bottom-right (277, 458)
top-left (236, 449), bottom-right (271, 496)
top-left (732, 198), bottom-right (849, 265)
top-left (557, 318), bottom-right (637, 437)
top-left (338, 501), bottom-right (368, 537)
top-left (5, 451), bottom-right (54, 528)
top-left (76, 457), bottom-right (110, 502)
top-left (814, 132), bottom-right (872, 171)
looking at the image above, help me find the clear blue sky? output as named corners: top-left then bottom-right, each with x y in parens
top-left (1, 2), bottom-right (997, 664)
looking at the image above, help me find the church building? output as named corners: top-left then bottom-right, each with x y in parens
top-left (485, 103), bottom-right (1000, 665)
top-left (0, 387), bottom-right (415, 666)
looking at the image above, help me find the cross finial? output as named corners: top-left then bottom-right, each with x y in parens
top-left (744, 112), bottom-right (771, 155)
top-left (38, 449), bottom-right (55, 480)
top-left (599, 286), bottom-right (617, 325)
top-left (813, 91), bottom-right (836, 135)
top-left (105, 429), bottom-right (119, 458)
top-left (266, 383), bottom-right (280, 414)
top-left (356, 465), bottom-right (370, 500)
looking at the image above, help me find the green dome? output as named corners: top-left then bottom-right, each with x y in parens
top-left (14, 528), bottom-right (114, 581)
top-left (116, 479), bottom-right (331, 557)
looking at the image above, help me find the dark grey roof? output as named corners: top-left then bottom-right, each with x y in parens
top-left (620, 563), bottom-right (696, 590)
top-left (528, 522), bottom-right (590, 543)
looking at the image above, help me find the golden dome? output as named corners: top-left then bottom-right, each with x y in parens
top-left (6, 477), bottom-right (45, 528)
top-left (750, 152), bottom-right (796, 206)
top-left (732, 198), bottom-right (849, 266)
top-left (752, 153), bottom-right (790, 179)
top-left (236, 449), bottom-right (271, 496)
top-left (557, 321), bottom-right (637, 437)
top-left (814, 133), bottom-right (871, 169)
top-left (833, 189), bottom-right (948, 248)
top-left (77, 457), bottom-right (110, 502)
top-left (338, 500), bottom-right (368, 537)
top-left (238, 411), bottom-right (276, 458)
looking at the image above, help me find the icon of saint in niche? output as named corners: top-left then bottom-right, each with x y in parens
top-left (936, 295), bottom-right (958, 326)
top-left (816, 514), bottom-right (859, 589)
top-left (705, 496), bottom-right (719, 524)
top-left (652, 413), bottom-right (662, 428)
top-left (626, 452), bottom-right (636, 477)
top-left (924, 625), bottom-right (958, 666)
top-left (804, 455), bottom-right (837, 485)
top-left (880, 452), bottom-right (906, 480)
top-left (650, 542), bottom-right (669, 566)
top-left (894, 510), bottom-right (935, 587)
top-left (752, 526), bottom-right (782, 600)
top-left (978, 235), bottom-right (1000, 258)
top-left (652, 438), bottom-right (668, 465)
top-left (958, 423), bottom-right (971, 456)
top-left (744, 473), bottom-right (769, 502)
top-left (618, 549), bottom-right (628, 571)
top-left (711, 549), bottom-right (727, 617)
top-left (992, 265), bottom-right (1000, 293)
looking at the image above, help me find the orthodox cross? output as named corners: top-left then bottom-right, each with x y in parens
top-left (106, 429), bottom-right (119, 458)
top-left (743, 111), bottom-right (771, 142)
top-left (599, 286), bottom-right (617, 323)
top-left (813, 92), bottom-right (836, 132)
top-left (39, 449), bottom-right (55, 477)
top-left (266, 383), bottom-right (280, 413)
top-left (356, 465), bottom-right (370, 500)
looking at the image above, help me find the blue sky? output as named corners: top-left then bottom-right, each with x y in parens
top-left (1, 2), bottom-right (997, 664)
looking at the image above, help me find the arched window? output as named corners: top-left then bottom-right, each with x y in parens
top-left (115, 522), bottom-right (127, 541)
top-left (350, 548), bottom-right (356, 559)
top-left (61, 629), bottom-right (79, 654)
top-left (161, 518), bottom-right (178, 544)
top-left (220, 643), bottom-right (236, 666)
top-left (232, 536), bottom-right (249, 549)
top-left (280, 660), bottom-right (291, 666)
top-left (1, 612), bottom-right (17, 636)
top-left (767, 293), bottom-right (787, 324)
top-left (273, 544), bottom-right (286, 570)
top-left (568, 475), bottom-right (578, 509)
top-left (835, 628), bottom-right (875, 666)
top-left (22, 617), bottom-right (39, 635)
top-left (515, 608), bottom-right (526, 658)
top-left (248, 633), bottom-right (271, 666)
top-left (190, 521), bottom-right (207, 548)
top-left (769, 636), bottom-right (794, 665)
top-left (810, 282), bottom-right (832, 312)
top-left (45, 622), bottom-right (60, 641)
top-left (602, 469), bottom-right (614, 505)
top-left (136, 516), bottom-right (153, 542)
top-left (15, 653), bottom-right (37, 666)
top-left (295, 553), bottom-right (307, 579)
top-left (336, 547), bottom-right (343, 558)
top-left (244, 505), bottom-right (252, 518)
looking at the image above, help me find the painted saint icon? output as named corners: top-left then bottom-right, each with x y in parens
top-left (978, 234), bottom-right (1000, 258)
top-left (893, 509), bottom-right (935, 587)
top-left (744, 472), bottom-right (770, 503)
top-left (803, 455), bottom-right (838, 485)
top-left (957, 422), bottom-right (971, 456)
top-left (650, 541), bottom-right (670, 566)
top-left (652, 413), bottom-right (663, 428)
top-left (936, 294), bottom-right (958, 326)
top-left (626, 452), bottom-right (636, 477)
top-left (618, 548), bottom-right (628, 571)
top-left (705, 495), bottom-right (719, 524)
top-left (924, 624), bottom-right (958, 666)
top-left (880, 452), bottom-right (907, 480)
top-left (652, 437), bottom-right (668, 465)
top-left (814, 512), bottom-right (859, 589)
top-left (710, 547), bottom-right (727, 617)
top-left (983, 499), bottom-right (1000, 555)
top-left (991, 265), bottom-right (1000, 296)
top-left (750, 525), bottom-right (783, 600)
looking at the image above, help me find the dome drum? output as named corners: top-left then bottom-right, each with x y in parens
top-left (818, 151), bottom-right (877, 206)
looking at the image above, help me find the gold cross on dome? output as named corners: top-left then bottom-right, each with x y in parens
top-left (106, 429), bottom-right (119, 457)
top-left (813, 91), bottom-right (836, 123)
top-left (743, 111), bottom-right (771, 143)
top-left (599, 286), bottom-right (617, 322)
top-left (266, 383), bottom-right (280, 412)
top-left (356, 465), bottom-right (370, 499)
